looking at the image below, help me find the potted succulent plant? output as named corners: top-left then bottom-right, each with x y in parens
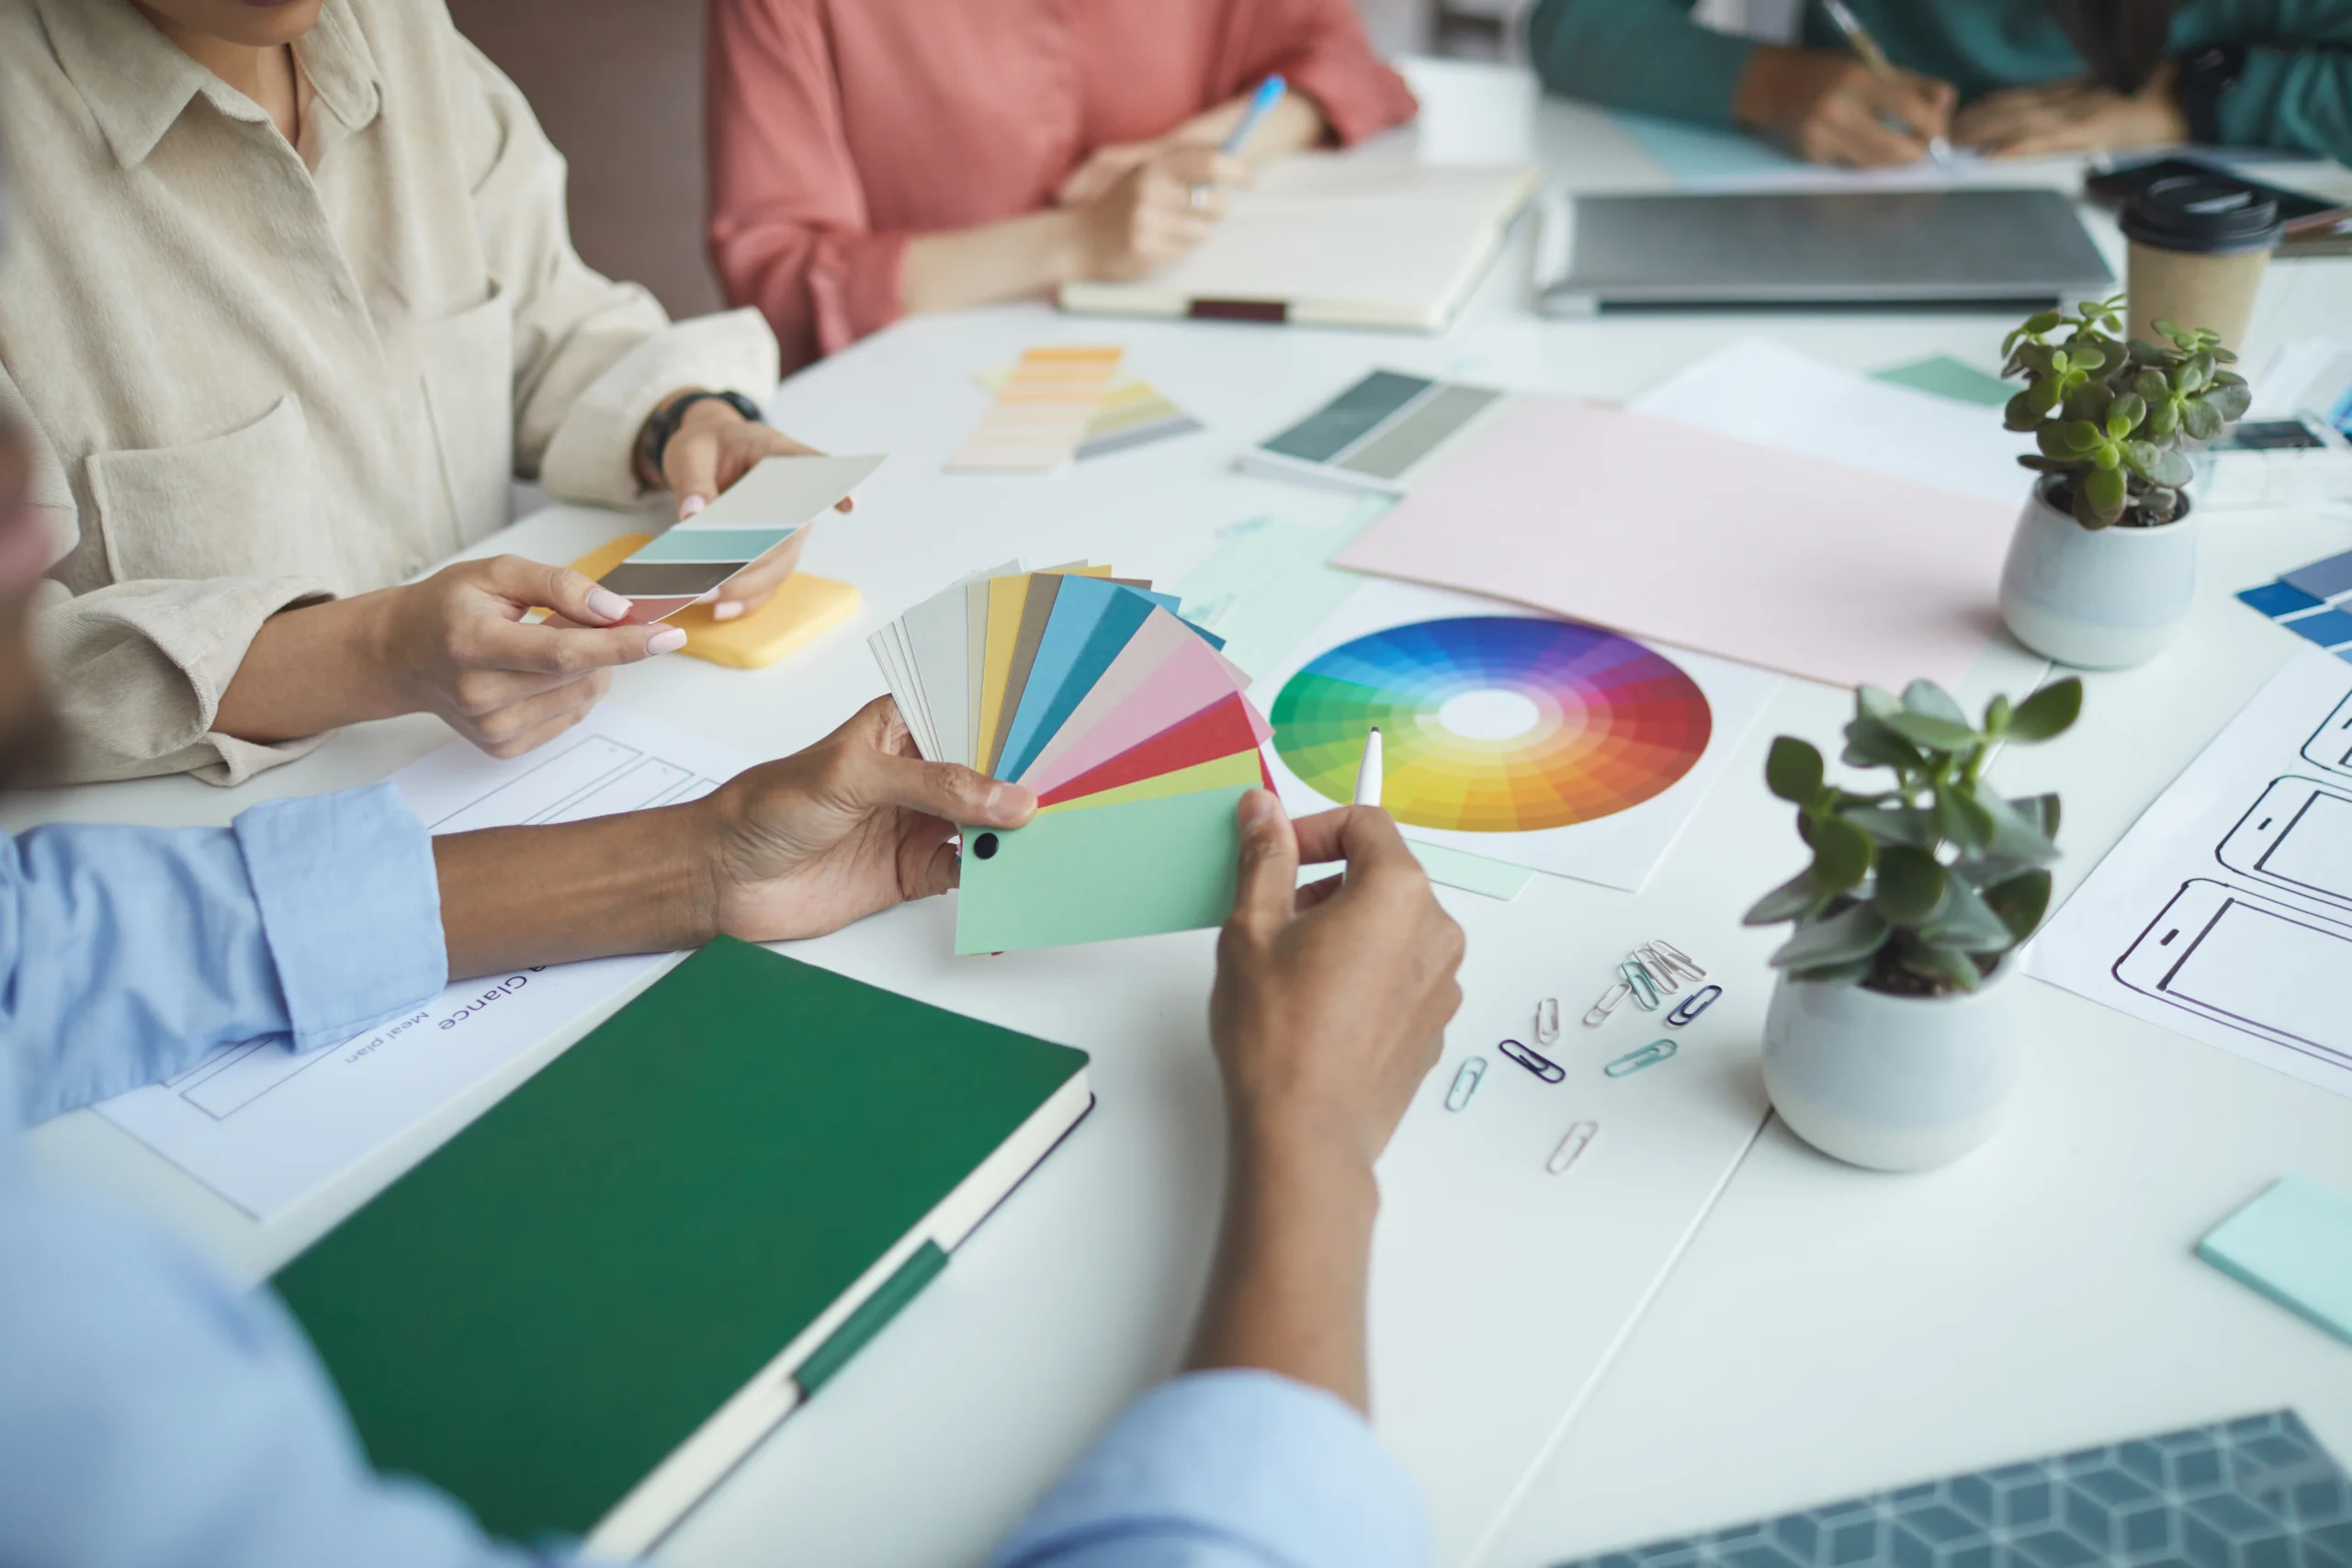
top-left (1744, 675), bottom-right (2082, 1171)
top-left (1996, 294), bottom-right (2251, 669)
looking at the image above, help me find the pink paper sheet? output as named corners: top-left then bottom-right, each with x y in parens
top-left (1020, 622), bottom-right (1244, 796)
top-left (1333, 400), bottom-right (2017, 693)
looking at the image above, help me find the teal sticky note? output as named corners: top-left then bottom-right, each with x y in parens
top-left (2199, 1175), bottom-right (2352, 1345)
top-left (956, 788), bottom-right (1247, 954)
top-left (1871, 355), bottom-right (2015, 410)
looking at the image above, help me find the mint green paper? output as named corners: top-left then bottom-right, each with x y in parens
top-left (1176, 500), bottom-right (1388, 679)
top-left (1408, 841), bottom-right (1534, 900)
top-left (957, 788), bottom-right (1247, 954)
top-left (1871, 355), bottom-right (2013, 409)
top-left (2198, 1175), bottom-right (2352, 1345)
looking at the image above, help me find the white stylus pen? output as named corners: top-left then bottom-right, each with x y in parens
top-left (1353, 727), bottom-right (1385, 808)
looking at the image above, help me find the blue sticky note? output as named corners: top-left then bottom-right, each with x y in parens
top-left (2286, 608), bottom-right (2352, 648)
top-left (2283, 549), bottom-right (2352, 603)
top-left (2199, 1175), bottom-right (2352, 1344)
top-left (2240, 581), bottom-right (2326, 618)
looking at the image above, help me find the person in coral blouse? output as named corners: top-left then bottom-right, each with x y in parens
top-left (705, 0), bottom-right (1419, 370)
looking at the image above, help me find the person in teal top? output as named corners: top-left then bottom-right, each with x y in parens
top-left (1529, 0), bottom-right (2352, 169)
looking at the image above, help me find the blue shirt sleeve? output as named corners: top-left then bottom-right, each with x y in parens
top-left (3, 783), bottom-right (447, 1124)
top-left (988, 1371), bottom-right (1430, 1568)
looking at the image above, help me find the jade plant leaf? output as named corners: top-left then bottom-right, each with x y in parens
top-left (1765, 736), bottom-right (1824, 804)
top-left (1808, 811), bottom-right (1876, 894)
top-left (1770, 903), bottom-right (1889, 970)
top-left (1743, 865), bottom-right (1825, 926)
top-left (1982, 868), bottom-right (2054, 944)
top-left (2008, 678), bottom-right (2083, 741)
top-left (1873, 844), bottom-right (1947, 923)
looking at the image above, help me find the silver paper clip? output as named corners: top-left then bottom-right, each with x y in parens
top-left (1604, 1038), bottom-right (1679, 1078)
top-left (1631, 945), bottom-right (1682, 995)
top-left (1647, 940), bottom-right (1707, 983)
top-left (1621, 959), bottom-right (1661, 1011)
top-left (1498, 1037), bottom-right (1566, 1084)
top-left (1445, 1056), bottom-right (1487, 1112)
top-left (1666, 985), bottom-right (1723, 1028)
top-left (1583, 978), bottom-right (1631, 1027)
top-left (1546, 1120), bottom-right (1598, 1174)
top-left (1534, 997), bottom-right (1561, 1045)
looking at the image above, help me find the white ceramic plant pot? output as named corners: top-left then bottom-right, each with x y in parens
top-left (1761, 962), bottom-right (2021, 1172)
top-left (1997, 479), bottom-right (2196, 670)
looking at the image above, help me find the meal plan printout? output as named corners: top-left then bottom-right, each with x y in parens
top-left (2032, 649), bottom-right (2352, 1100)
top-left (96, 706), bottom-right (750, 1219)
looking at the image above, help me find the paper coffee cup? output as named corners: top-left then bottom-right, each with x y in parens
top-left (2121, 174), bottom-right (2283, 351)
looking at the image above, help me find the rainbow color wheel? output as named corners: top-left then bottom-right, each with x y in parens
top-left (1272, 617), bottom-right (1713, 832)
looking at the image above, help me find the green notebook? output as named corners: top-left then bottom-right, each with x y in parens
top-left (273, 937), bottom-right (1091, 1555)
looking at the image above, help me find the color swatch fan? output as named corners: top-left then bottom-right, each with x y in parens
top-left (871, 564), bottom-right (1270, 953)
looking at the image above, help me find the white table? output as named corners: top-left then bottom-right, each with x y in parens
top-left (17, 63), bottom-right (2352, 1568)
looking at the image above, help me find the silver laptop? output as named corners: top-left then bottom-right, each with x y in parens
top-left (1537, 187), bottom-right (2114, 315)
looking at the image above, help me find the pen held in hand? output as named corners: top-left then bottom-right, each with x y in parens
top-left (1819, 0), bottom-right (1952, 165)
top-left (1353, 726), bottom-right (1384, 809)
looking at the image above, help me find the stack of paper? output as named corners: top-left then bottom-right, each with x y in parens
top-left (872, 565), bottom-right (1272, 954)
top-left (594, 454), bottom-right (880, 623)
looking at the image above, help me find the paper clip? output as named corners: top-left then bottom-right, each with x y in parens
top-left (1534, 997), bottom-right (1561, 1045)
top-left (1630, 946), bottom-right (1682, 995)
top-left (1604, 1039), bottom-right (1679, 1078)
top-left (1621, 959), bottom-right (1661, 1011)
top-left (1445, 1056), bottom-right (1487, 1112)
top-left (1498, 1037), bottom-right (1566, 1085)
top-left (1546, 1120), bottom-right (1598, 1175)
top-left (1666, 984), bottom-right (1723, 1028)
top-left (1583, 978), bottom-right (1631, 1027)
top-left (1647, 940), bottom-right (1707, 983)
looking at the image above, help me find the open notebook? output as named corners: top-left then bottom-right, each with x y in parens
top-left (1060, 155), bottom-right (1542, 332)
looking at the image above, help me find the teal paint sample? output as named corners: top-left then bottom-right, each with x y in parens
top-left (2199, 1174), bottom-right (2352, 1345)
top-left (1871, 355), bottom-right (2014, 409)
top-left (1408, 841), bottom-right (1535, 900)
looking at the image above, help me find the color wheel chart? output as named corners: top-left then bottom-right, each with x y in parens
top-left (1273, 617), bottom-right (1713, 831)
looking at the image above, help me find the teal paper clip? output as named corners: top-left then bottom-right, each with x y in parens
top-left (1621, 960), bottom-right (1661, 1010)
top-left (1605, 1038), bottom-right (1679, 1078)
top-left (1445, 1056), bottom-right (1487, 1112)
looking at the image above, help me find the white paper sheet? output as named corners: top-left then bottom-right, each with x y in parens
top-left (2031, 649), bottom-right (2352, 1099)
top-left (1253, 579), bottom-right (1780, 891)
top-left (96, 707), bottom-right (752, 1219)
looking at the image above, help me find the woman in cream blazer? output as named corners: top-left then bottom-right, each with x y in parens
top-left (1, 0), bottom-right (820, 783)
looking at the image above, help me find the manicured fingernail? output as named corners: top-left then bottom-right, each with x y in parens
top-left (713, 601), bottom-right (743, 621)
top-left (646, 626), bottom-right (687, 655)
top-left (587, 588), bottom-right (630, 622)
top-left (678, 495), bottom-right (707, 520)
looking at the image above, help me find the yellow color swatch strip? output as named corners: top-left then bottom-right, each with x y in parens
top-left (949, 346), bottom-right (1124, 473)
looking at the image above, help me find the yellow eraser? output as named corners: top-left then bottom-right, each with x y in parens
top-left (563, 533), bottom-right (861, 671)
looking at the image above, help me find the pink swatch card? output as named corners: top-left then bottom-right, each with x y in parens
top-left (1334, 399), bottom-right (2017, 693)
top-left (1021, 623), bottom-right (1249, 797)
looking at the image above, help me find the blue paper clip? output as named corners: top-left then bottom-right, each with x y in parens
top-left (1498, 1037), bottom-right (1566, 1084)
top-left (1621, 960), bottom-right (1661, 1010)
top-left (1666, 984), bottom-right (1723, 1028)
top-left (1445, 1056), bottom-right (1487, 1111)
top-left (1604, 1038), bottom-right (1679, 1078)
top-left (1546, 1120), bottom-right (1598, 1174)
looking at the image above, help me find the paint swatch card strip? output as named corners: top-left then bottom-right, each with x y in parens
top-left (595, 453), bottom-right (882, 623)
top-left (950, 346), bottom-right (1124, 473)
top-left (869, 562), bottom-right (1268, 953)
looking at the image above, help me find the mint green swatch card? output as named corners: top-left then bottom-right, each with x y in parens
top-left (2199, 1175), bottom-right (2352, 1345)
top-left (956, 787), bottom-right (1248, 954)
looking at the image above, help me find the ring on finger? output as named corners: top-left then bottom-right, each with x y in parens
top-left (1187, 182), bottom-right (1210, 212)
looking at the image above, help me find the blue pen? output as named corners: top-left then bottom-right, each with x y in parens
top-left (1220, 74), bottom-right (1288, 156)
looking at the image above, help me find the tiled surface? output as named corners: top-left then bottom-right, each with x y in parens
top-left (1553, 1413), bottom-right (2351, 1568)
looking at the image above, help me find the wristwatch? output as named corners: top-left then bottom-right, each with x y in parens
top-left (638, 389), bottom-right (763, 479)
top-left (2175, 44), bottom-right (2245, 147)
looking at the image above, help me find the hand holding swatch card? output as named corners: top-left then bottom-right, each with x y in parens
top-left (594, 453), bottom-right (881, 623)
top-left (870, 566), bottom-right (1272, 954)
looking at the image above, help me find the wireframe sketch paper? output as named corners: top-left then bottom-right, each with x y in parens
top-left (96, 707), bottom-right (752, 1218)
top-left (1252, 579), bottom-right (1779, 891)
top-left (2031, 649), bottom-right (2352, 1099)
